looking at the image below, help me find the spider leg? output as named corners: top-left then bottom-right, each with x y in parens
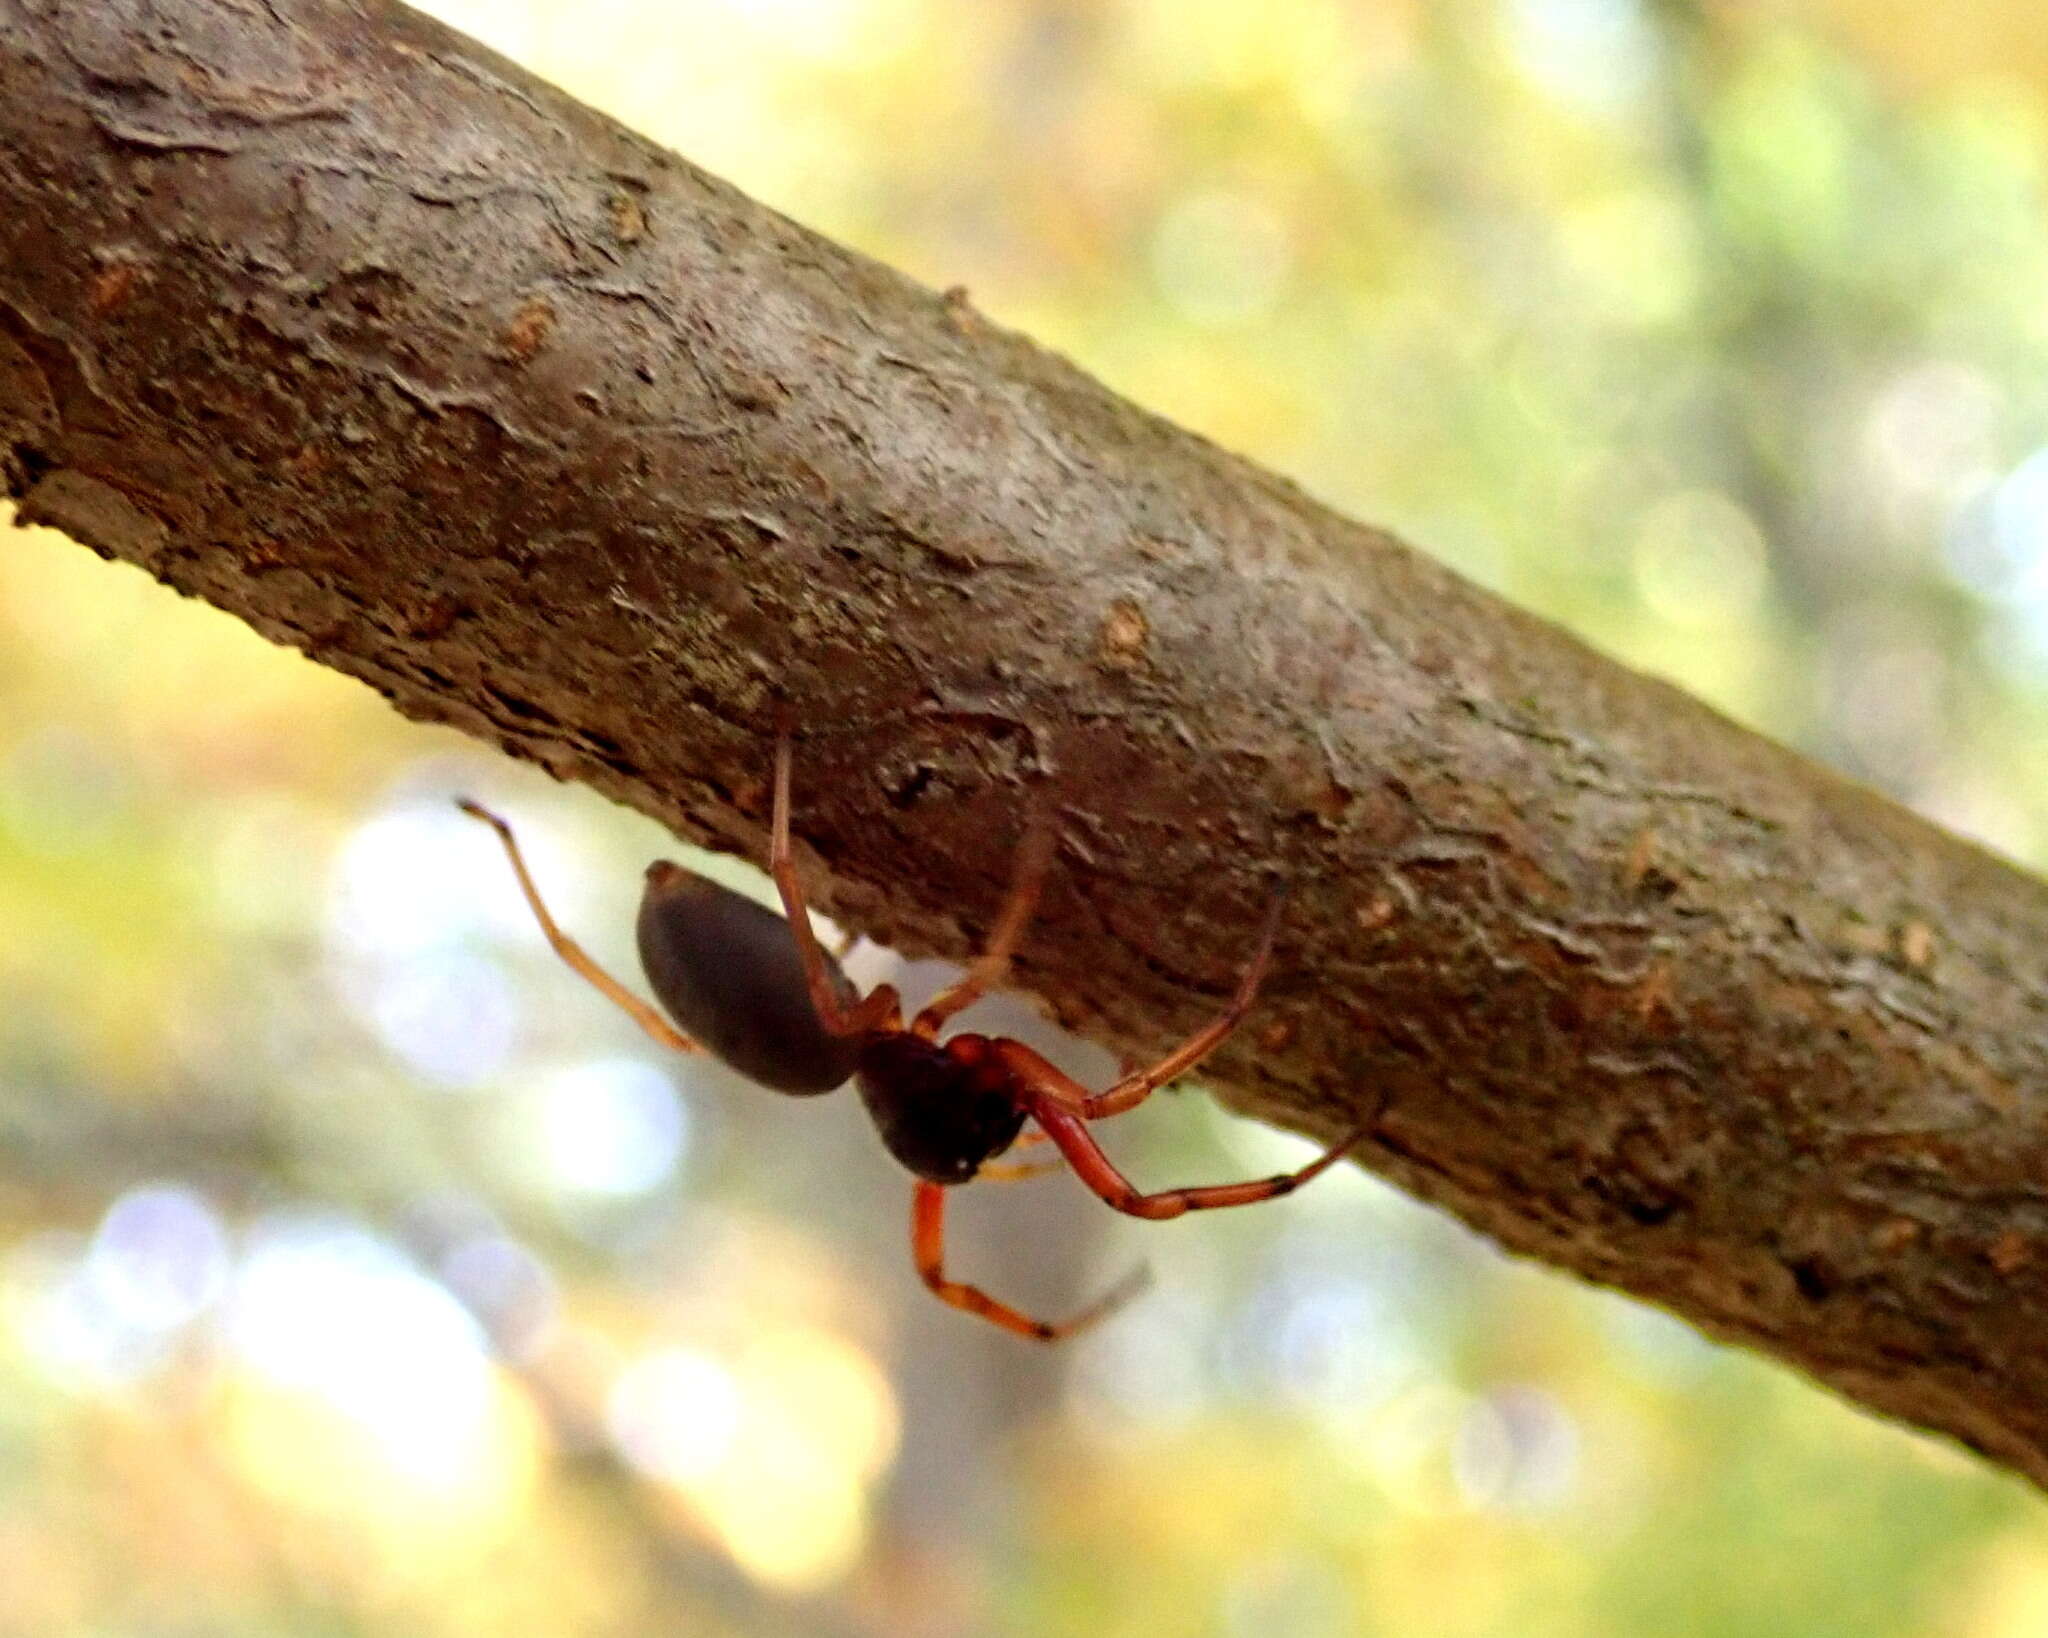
top-left (913, 811), bottom-right (1055, 1037)
top-left (1027, 1100), bottom-right (1363, 1220)
top-left (769, 736), bottom-right (896, 1037)
top-left (983, 1038), bottom-right (1099, 1115)
top-left (974, 1154), bottom-right (1064, 1183)
top-left (977, 1124), bottom-right (1160, 1177)
top-left (911, 1182), bottom-right (1148, 1341)
top-left (457, 799), bottom-right (699, 1056)
top-left (980, 1039), bottom-right (1154, 1122)
top-left (1080, 891), bottom-right (1286, 1119)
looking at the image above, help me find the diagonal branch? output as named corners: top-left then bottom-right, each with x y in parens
top-left (5, 0), bottom-right (2048, 1482)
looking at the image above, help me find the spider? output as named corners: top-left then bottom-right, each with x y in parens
top-left (458, 740), bottom-right (1363, 1341)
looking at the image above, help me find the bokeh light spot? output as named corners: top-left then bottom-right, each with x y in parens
top-left (1631, 489), bottom-right (1770, 627)
top-left (86, 1183), bottom-right (229, 1333)
top-left (527, 1056), bottom-right (689, 1197)
top-left (224, 1217), bottom-right (508, 1500)
top-left (1507, 0), bottom-right (1656, 115)
top-left (1452, 1385), bottom-right (1581, 1510)
top-left (609, 1347), bottom-right (745, 1483)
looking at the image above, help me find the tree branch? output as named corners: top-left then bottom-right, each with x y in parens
top-left (5, 0), bottom-right (2048, 1482)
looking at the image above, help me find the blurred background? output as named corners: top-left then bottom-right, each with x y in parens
top-left (6, 0), bottom-right (2048, 1632)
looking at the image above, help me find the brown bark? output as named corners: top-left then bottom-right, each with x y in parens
top-left (4, 0), bottom-right (2048, 1483)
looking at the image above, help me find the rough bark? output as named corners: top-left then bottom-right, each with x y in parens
top-left (4, 0), bottom-right (2048, 1483)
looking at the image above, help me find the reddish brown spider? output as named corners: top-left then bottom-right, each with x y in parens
top-left (459, 741), bottom-right (1362, 1341)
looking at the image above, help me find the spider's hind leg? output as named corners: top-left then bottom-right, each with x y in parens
top-left (458, 799), bottom-right (699, 1056)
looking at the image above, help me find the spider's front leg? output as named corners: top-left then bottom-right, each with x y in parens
top-left (912, 811), bottom-right (1056, 1038)
top-left (1078, 890), bottom-right (1288, 1119)
top-left (1025, 1099), bottom-right (1365, 1220)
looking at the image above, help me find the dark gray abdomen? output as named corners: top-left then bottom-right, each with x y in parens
top-left (635, 863), bottom-right (861, 1095)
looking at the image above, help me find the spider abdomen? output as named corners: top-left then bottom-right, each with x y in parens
top-left (636, 861), bottom-right (862, 1095)
top-left (856, 1031), bottom-right (1028, 1184)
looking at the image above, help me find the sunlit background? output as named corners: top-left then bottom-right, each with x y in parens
top-left (6, 0), bottom-right (2048, 1633)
